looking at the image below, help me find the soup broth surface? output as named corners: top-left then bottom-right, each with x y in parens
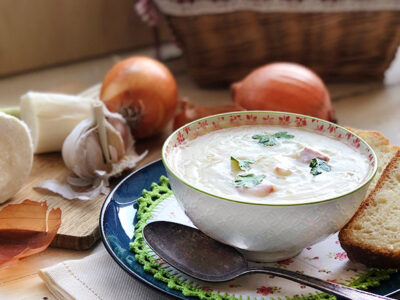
top-left (168, 125), bottom-right (370, 204)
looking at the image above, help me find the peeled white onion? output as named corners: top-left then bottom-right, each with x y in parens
top-left (0, 112), bottom-right (33, 203)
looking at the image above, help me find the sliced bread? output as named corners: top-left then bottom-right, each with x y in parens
top-left (339, 129), bottom-right (400, 268)
top-left (346, 127), bottom-right (399, 195)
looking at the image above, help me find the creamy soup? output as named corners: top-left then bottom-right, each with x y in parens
top-left (168, 125), bottom-right (370, 204)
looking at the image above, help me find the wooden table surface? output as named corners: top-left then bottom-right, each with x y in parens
top-left (1, 44), bottom-right (400, 299)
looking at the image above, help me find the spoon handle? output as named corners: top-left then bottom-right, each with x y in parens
top-left (248, 266), bottom-right (391, 300)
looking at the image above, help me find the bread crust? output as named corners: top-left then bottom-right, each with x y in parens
top-left (346, 127), bottom-right (400, 153)
top-left (345, 127), bottom-right (390, 146)
top-left (339, 150), bottom-right (400, 268)
top-left (340, 241), bottom-right (400, 268)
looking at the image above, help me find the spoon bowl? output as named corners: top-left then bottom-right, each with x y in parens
top-left (143, 220), bottom-right (247, 282)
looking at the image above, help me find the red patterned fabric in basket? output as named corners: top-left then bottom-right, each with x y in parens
top-left (137, 0), bottom-right (400, 25)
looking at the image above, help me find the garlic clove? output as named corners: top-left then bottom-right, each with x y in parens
top-left (84, 131), bottom-right (108, 176)
top-left (106, 109), bottom-right (134, 150)
top-left (105, 121), bottom-right (125, 162)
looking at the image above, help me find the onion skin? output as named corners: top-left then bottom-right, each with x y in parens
top-left (100, 57), bottom-right (178, 138)
top-left (231, 63), bottom-right (335, 122)
top-left (173, 98), bottom-right (245, 130)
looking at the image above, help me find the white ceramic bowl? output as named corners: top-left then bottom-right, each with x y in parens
top-left (162, 111), bottom-right (377, 262)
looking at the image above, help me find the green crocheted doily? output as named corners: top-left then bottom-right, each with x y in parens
top-left (129, 176), bottom-right (396, 300)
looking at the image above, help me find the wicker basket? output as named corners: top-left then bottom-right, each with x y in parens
top-left (150, 0), bottom-right (400, 86)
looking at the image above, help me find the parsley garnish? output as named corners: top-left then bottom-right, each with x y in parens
top-left (273, 131), bottom-right (294, 139)
top-left (231, 156), bottom-right (255, 171)
top-left (233, 174), bottom-right (265, 188)
top-left (309, 158), bottom-right (331, 176)
top-left (252, 131), bottom-right (294, 146)
top-left (252, 134), bottom-right (276, 146)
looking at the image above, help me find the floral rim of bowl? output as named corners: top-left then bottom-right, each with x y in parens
top-left (162, 110), bottom-right (378, 207)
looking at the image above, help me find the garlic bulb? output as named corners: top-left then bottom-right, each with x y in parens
top-left (62, 103), bottom-right (127, 179)
top-left (37, 102), bottom-right (147, 200)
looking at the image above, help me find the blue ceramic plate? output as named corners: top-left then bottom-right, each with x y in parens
top-left (100, 159), bottom-right (400, 299)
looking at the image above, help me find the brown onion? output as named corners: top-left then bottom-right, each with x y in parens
top-left (231, 63), bottom-right (335, 122)
top-left (100, 56), bottom-right (178, 138)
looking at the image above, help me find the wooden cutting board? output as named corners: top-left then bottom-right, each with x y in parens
top-left (0, 132), bottom-right (167, 251)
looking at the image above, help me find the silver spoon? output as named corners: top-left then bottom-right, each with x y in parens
top-left (143, 221), bottom-right (391, 300)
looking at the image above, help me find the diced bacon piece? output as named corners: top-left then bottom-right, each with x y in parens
top-left (299, 147), bottom-right (330, 163)
top-left (238, 185), bottom-right (275, 197)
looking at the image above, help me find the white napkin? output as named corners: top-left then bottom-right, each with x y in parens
top-left (39, 245), bottom-right (173, 300)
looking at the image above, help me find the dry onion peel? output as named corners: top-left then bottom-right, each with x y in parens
top-left (0, 200), bottom-right (61, 267)
top-left (173, 98), bottom-right (245, 130)
top-left (36, 102), bottom-right (147, 200)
